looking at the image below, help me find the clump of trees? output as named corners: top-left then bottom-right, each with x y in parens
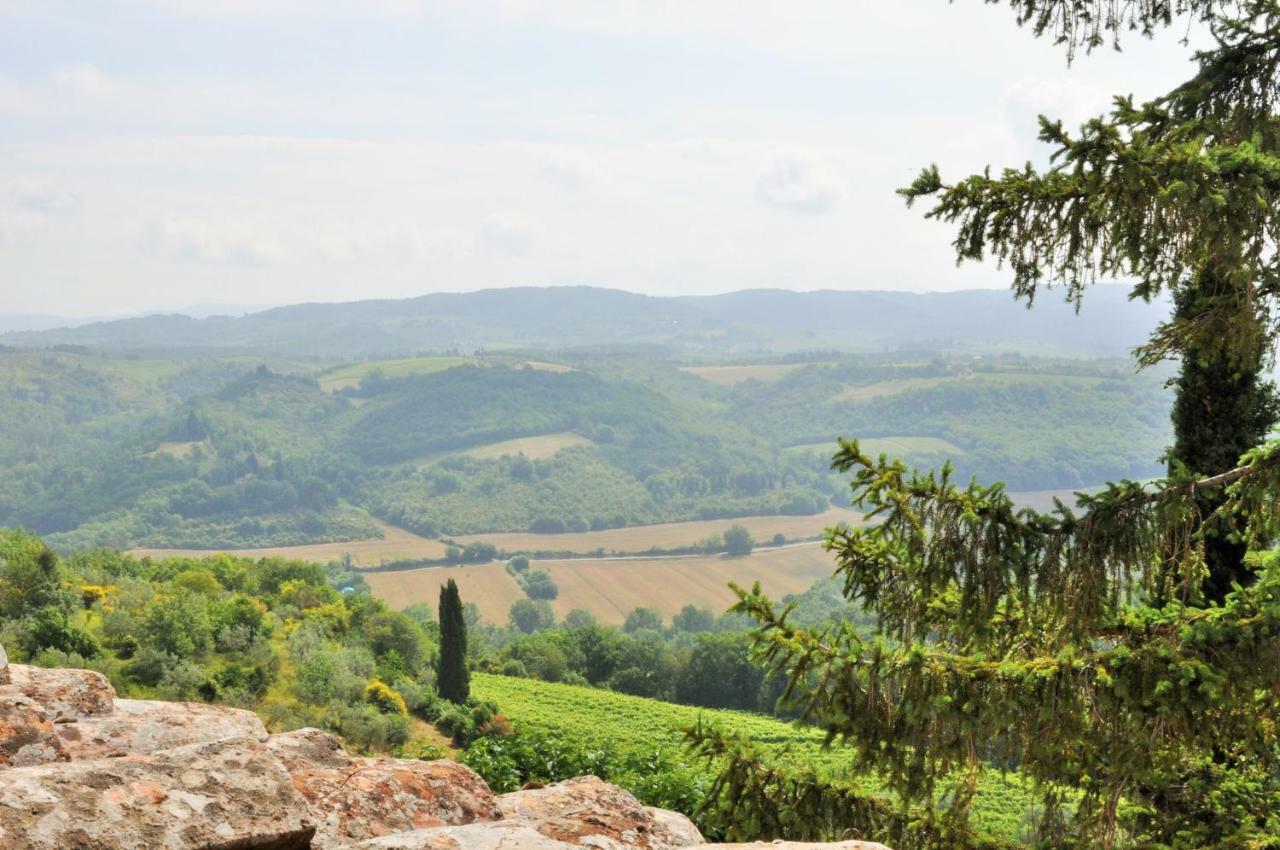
top-left (0, 528), bottom-right (455, 752)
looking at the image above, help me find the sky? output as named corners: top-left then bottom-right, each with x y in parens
top-left (0, 1), bottom-right (1207, 317)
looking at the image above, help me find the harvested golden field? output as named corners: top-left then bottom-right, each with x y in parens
top-left (679, 363), bottom-right (817, 385)
top-left (128, 519), bottom-right (449, 566)
top-left (462, 431), bottom-right (594, 460)
top-left (785, 436), bottom-right (966, 457)
top-left (366, 562), bottom-right (525, 622)
top-left (535, 545), bottom-right (836, 624)
top-left (518, 360), bottom-right (574, 373)
top-left (834, 375), bottom-right (961, 402)
top-left (1008, 487), bottom-right (1102, 513)
top-left (364, 543), bottom-right (839, 625)
top-left (453, 506), bottom-right (864, 554)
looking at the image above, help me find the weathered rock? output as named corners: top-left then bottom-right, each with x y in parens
top-left (0, 687), bottom-right (68, 767)
top-left (497, 775), bottom-right (704, 849)
top-left (693, 844), bottom-right (891, 850)
top-left (0, 657), bottom-right (889, 850)
top-left (56, 698), bottom-right (268, 760)
top-left (645, 807), bottom-right (706, 847)
top-left (344, 823), bottom-right (583, 849)
top-left (0, 735), bottom-right (315, 850)
top-left (7, 663), bottom-right (115, 722)
top-left (0, 641), bottom-right (9, 685)
top-left (342, 827), bottom-right (893, 850)
top-left (267, 728), bottom-right (500, 849)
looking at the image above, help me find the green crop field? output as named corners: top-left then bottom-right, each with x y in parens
top-left (317, 356), bottom-right (473, 392)
top-left (472, 673), bottom-right (1038, 843)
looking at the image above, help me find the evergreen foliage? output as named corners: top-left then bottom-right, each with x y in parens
top-left (437, 578), bottom-right (470, 703)
top-left (696, 3), bottom-right (1280, 847)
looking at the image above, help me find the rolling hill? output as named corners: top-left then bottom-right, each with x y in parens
top-left (0, 285), bottom-right (1163, 358)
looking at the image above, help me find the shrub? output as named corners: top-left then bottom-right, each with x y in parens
top-left (364, 677), bottom-right (410, 716)
top-left (523, 571), bottom-right (559, 600)
top-left (398, 739), bottom-right (449, 761)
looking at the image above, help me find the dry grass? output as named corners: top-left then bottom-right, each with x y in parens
top-left (453, 506), bottom-right (863, 554)
top-left (142, 440), bottom-right (207, 459)
top-left (536, 545), bottom-right (836, 624)
top-left (834, 375), bottom-right (962, 402)
top-left (679, 363), bottom-right (816, 385)
top-left (518, 360), bottom-right (573, 373)
top-left (364, 543), bottom-right (839, 625)
top-left (462, 431), bottom-right (594, 461)
top-left (365, 562), bottom-right (526, 623)
top-left (127, 519), bottom-right (449, 566)
top-left (1008, 487), bottom-right (1101, 513)
top-left (786, 436), bottom-right (966, 457)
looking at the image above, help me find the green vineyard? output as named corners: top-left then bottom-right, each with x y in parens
top-left (472, 673), bottom-right (1039, 843)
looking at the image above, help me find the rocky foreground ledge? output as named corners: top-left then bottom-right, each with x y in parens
top-left (0, 645), bottom-right (888, 850)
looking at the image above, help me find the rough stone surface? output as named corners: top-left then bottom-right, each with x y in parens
top-left (267, 727), bottom-right (500, 849)
top-left (345, 823), bottom-right (584, 849)
top-left (0, 660), bottom-right (890, 850)
top-left (7, 663), bottom-right (115, 722)
top-left (56, 698), bottom-right (267, 760)
top-left (345, 829), bottom-right (893, 850)
top-left (695, 844), bottom-right (892, 850)
top-left (497, 775), bottom-right (704, 849)
top-left (0, 687), bottom-right (68, 767)
top-left (0, 641), bottom-right (9, 685)
top-left (0, 735), bottom-right (315, 850)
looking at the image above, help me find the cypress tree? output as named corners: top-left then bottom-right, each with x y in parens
top-left (436, 579), bottom-right (469, 703)
top-left (693, 4), bottom-right (1280, 847)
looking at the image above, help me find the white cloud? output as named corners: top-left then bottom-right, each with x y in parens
top-left (52, 62), bottom-right (121, 101)
top-left (480, 211), bottom-right (538, 257)
top-left (0, 73), bottom-right (33, 115)
top-left (754, 153), bottom-right (841, 214)
top-left (542, 153), bottom-right (606, 192)
top-left (9, 179), bottom-right (79, 214)
top-left (137, 219), bottom-right (286, 267)
top-left (1003, 76), bottom-right (1112, 135)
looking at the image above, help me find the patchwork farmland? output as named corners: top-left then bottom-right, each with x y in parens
top-left (364, 542), bottom-right (837, 625)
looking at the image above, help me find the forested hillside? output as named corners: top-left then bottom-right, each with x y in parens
top-left (1, 285), bottom-right (1162, 358)
top-left (0, 340), bottom-right (1171, 552)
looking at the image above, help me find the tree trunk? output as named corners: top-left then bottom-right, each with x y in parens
top-left (1168, 272), bottom-right (1278, 603)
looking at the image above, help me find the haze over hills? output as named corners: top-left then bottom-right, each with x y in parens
top-left (0, 285), bottom-right (1163, 358)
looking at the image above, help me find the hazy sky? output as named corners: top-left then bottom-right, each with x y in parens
top-left (1, 1), bottom-right (1204, 316)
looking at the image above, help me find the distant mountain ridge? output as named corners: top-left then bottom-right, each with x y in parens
top-left (0, 285), bottom-right (1163, 358)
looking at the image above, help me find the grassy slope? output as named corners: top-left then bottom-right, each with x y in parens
top-left (473, 673), bottom-right (1037, 843)
top-left (316, 356), bottom-right (473, 392)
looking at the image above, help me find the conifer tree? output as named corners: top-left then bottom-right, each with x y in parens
top-left (693, 4), bottom-right (1280, 848)
top-left (436, 579), bottom-right (469, 703)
